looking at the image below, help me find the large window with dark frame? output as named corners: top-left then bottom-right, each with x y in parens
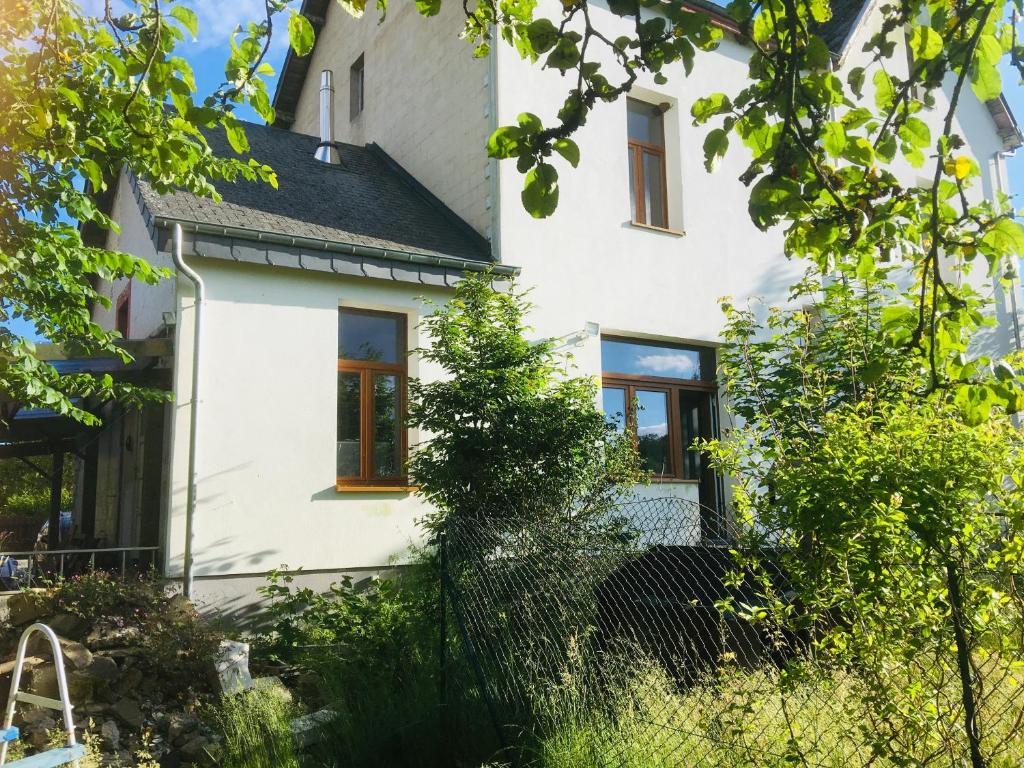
top-left (627, 98), bottom-right (669, 229)
top-left (601, 337), bottom-right (719, 512)
top-left (337, 308), bottom-right (407, 489)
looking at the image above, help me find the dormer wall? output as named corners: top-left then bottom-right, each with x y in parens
top-left (288, 0), bottom-right (494, 239)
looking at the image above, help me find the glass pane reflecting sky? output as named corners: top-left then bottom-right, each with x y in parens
top-left (339, 311), bottom-right (402, 363)
top-left (602, 387), bottom-right (626, 432)
top-left (601, 338), bottom-right (707, 380)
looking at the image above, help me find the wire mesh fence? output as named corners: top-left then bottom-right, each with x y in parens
top-left (440, 496), bottom-right (1024, 767)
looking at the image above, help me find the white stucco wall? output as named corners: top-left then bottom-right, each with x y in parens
top-left (99, 1), bottom-right (1021, 614)
top-left (94, 175), bottom-right (175, 340)
top-left (492, 0), bottom-right (1018, 387)
top-left (289, 0), bottom-right (494, 237)
top-left (164, 254), bottom-right (445, 599)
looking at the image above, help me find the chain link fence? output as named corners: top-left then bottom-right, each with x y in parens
top-left (439, 497), bottom-right (1024, 767)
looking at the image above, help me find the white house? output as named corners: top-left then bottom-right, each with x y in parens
top-left (78, 0), bottom-right (1022, 617)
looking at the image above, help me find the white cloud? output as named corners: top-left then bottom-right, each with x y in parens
top-left (636, 352), bottom-right (696, 377)
top-left (637, 422), bottom-right (668, 437)
top-left (186, 0), bottom-right (297, 53)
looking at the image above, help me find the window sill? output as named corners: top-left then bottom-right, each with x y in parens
top-left (627, 221), bottom-right (686, 237)
top-left (649, 477), bottom-right (701, 484)
top-left (335, 483), bottom-right (419, 494)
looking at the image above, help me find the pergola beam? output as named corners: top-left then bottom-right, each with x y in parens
top-left (0, 439), bottom-right (77, 460)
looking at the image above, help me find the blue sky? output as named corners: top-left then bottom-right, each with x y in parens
top-left (8, 5), bottom-right (1023, 343)
top-left (999, 58), bottom-right (1024, 203)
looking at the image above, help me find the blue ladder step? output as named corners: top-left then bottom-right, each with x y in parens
top-left (0, 727), bottom-right (18, 743)
top-left (3, 744), bottom-right (87, 768)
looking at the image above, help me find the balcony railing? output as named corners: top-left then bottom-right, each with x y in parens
top-left (0, 546), bottom-right (160, 591)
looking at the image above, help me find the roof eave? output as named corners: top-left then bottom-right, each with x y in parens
top-left (986, 94), bottom-right (1023, 151)
top-left (150, 215), bottom-right (520, 277)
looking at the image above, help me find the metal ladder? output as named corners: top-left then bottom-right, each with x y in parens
top-left (0, 623), bottom-right (85, 768)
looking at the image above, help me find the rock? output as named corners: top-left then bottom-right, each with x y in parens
top-left (21, 708), bottom-right (55, 727)
top-left (100, 719), bottom-right (120, 749)
top-left (213, 641), bottom-right (251, 696)
top-left (28, 727), bottom-right (51, 748)
top-left (87, 625), bottom-right (141, 650)
top-left (62, 641), bottom-right (93, 671)
top-left (6, 592), bottom-right (49, 626)
top-left (26, 635), bottom-right (94, 671)
top-left (291, 708), bottom-right (337, 749)
top-left (111, 698), bottom-right (144, 730)
top-left (0, 655), bottom-right (45, 679)
top-left (159, 753), bottom-right (183, 768)
top-left (166, 713), bottom-right (198, 742)
top-left (114, 667), bottom-right (143, 696)
top-left (47, 613), bottom-right (90, 641)
top-left (67, 670), bottom-right (96, 703)
top-left (179, 735), bottom-right (210, 762)
top-left (28, 663), bottom-right (59, 699)
top-left (94, 648), bottom-right (142, 660)
top-left (82, 656), bottom-right (119, 683)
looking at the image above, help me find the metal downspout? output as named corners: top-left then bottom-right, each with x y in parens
top-left (172, 223), bottom-right (204, 599)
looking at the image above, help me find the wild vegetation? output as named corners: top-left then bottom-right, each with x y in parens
top-left (407, 271), bottom-right (646, 536)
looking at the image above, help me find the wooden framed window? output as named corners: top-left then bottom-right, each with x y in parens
top-left (601, 336), bottom-right (719, 510)
top-left (350, 53), bottom-right (365, 120)
top-left (337, 308), bottom-right (408, 490)
top-left (627, 98), bottom-right (669, 229)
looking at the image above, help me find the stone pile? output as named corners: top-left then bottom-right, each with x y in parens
top-left (0, 592), bottom-right (218, 766)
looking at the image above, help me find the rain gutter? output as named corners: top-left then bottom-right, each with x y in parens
top-left (152, 217), bottom-right (520, 277)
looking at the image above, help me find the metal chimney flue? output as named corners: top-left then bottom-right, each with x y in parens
top-left (315, 70), bottom-right (341, 165)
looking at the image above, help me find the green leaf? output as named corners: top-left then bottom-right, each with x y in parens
top-left (288, 13), bottom-right (315, 57)
top-left (847, 67), bottom-right (866, 98)
top-left (526, 18), bottom-right (559, 54)
top-left (808, 0), bottom-right (831, 23)
top-left (487, 125), bottom-right (525, 158)
top-left (691, 93), bottom-right (732, 124)
top-left (703, 128), bottom-right (729, 172)
top-left (223, 117), bottom-right (250, 154)
top-left (552, 138), bottom-right (580, 168)
top-left (522, 163), bottom-right (559, 218)
top-left (517, 112), bottom-right (543, 132)
top-left (821, 122), bottom-right (847, 157)
top-left (873, 69), bottom-right (896, 110)
top-left (805, 35), bottom-right (831, 69)
top-left (855, 251), bottom-right (874, 278)
top-left (170, 5), bottom-right (199, 39)
top-left (546, 37), bottom-right (580, 72)
top-left (970, 61), bottom-right (1002, 101)
top-left (860, 359), bottom-right (888, 384)
top-left (898, 117), bottom-right (930, 148)
top-left (415, 0), bottom-right (442, 17)
top-left (841, 137), bottom-right (874, 166)
top-left (909, 26), bottom-right (942, 60)
top-left (981, 218), bottom-right (1024, 257)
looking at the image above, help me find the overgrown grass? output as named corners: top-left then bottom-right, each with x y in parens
top-left (528, 655), bottom-right (1024, 768)
top-left (210, 687), bottom-right (301, 768)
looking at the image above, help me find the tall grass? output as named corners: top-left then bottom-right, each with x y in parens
top-left (211, 687), bottom-right (301, 768)
top-left (527, 654), bottom-right (1024, 768)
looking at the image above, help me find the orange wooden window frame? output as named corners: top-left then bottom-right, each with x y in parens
top-left (336, 309), bottom-right (409, 490)
top-left (628, 139), bottom-right (669, 229)
top-left (602, 349), bottom-right (717, 483)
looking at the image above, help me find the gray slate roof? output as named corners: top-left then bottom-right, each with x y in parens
top-left (137, 121), bottom-right (492, 264)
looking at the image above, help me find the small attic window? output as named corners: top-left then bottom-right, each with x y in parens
top-left (350, 54), bottom-right (364, 120)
